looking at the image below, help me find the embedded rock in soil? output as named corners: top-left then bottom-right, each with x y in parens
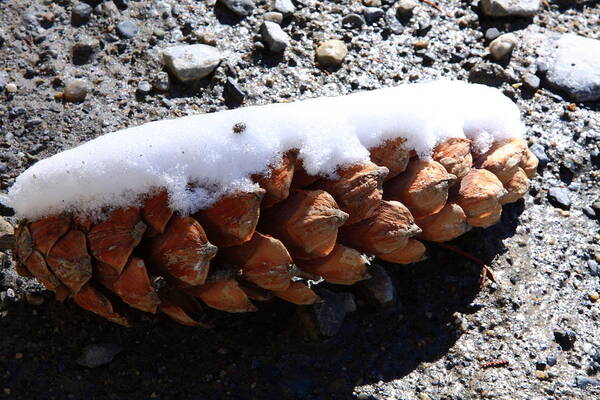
top-left (163, 44), bottom-right (222, 82)
top-left (480, 0), bottom-right (541, 17)
top-left (545, 34), bottom-right (600, 102)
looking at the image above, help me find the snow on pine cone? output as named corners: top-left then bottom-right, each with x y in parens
top-left (9, 137), bottom-right (538, 327)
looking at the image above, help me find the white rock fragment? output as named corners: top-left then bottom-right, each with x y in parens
top-left (8, 81), bottom-right (525, 221)
top-left (260, 21), bottom-right (290, 53)
top-left (316, 40), bottom-right (348, 67)
top-left (163, 44), bottom-right (222, 82)
top-left (273, 0), bottom-right (295, 15)
top-left (545, 34), bottom-right (600, 102)
top-left (489, 33), bottom-right (517, 61)
top-left (480, 0), bottom-right (540, 17)
top-left (220, 0), bottom-right (255, 16)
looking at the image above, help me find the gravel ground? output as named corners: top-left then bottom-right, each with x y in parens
top-left (1, 0), bottom-right (599, 399)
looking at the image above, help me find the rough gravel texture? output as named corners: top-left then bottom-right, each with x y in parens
top-left (1, 0), bottom-right (599, 399)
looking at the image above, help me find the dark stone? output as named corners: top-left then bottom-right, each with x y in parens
top-left (9, 106), bottom-right (27, 118)
top-left (0, 194), bottom-right (15, 216)
top-left (116, 20), bottom-right (138, 39)
top-left (547, 187), bottom-right (572, 210)
top-left (72, 38), bottom-right (97, 65)
top-left (112, 0), bottom-right (129, 9)
top-left (592, 201), bottom-right (600, 216)
top-left (25, 118), bottom-right (43, 128)
top-left (298, 289), bottom-right (348, 339)
top-left (418, 51), bottom-right (436, 66)
top-left (71, 3), bottom-right (93, 26)
top-left (575, 376), bottom-right (600, 389)
top-left (416, 21), bottom-right (432, 36)
top-left (342, 13), bottom-right (365, 29)
top-left (485, 27), bottom-right (501, 41)
top-left (223, 77), bottom-right (245, 106)
top-left (535, 360), bottom-right (546, 370)
top-left (554, 330), bottom-right (576, 350)
top-left (529, 143), bottom-right (549, 166)
top-left (546, 355), bottom-right (557, 366)
top-left (77, 344), bottom-right (123, 368)
top-left (592, 349), bottom-right (600, 364)
top-left (355, 264), bottom-right (395, 308)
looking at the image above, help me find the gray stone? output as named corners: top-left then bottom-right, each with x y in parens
top-left (316, 40), bottom-right (348, 68)
top-left (116, 20), bottom-right (138, 39)
top-left (489, 33), bottom-right (517, 61)
top-left (547, 187), bottom-right (571, 210)
top-left (220, 0), bottom-right (255, 16)
top-left (468, 62), bottom-right (517, 86)
top-left (523, 73), bottom-right (541, 90)
top-left (342, 13), bottom-right (365, 29)
top-left (363, 7), bottom-right (384, 24)
top-left (583, 206), bottom-right (596, 219)
top-left (546, 355), bottom-right (557, 366)
top-left (485, 27), bottom-right (501, 41)
top-left (163, 44), bottom-right (222, 82)
top-left (396, 0), bottom-right (418, 17)
top-left (25, 118), bottom-right (43, 129)
top-left (0, 71), bottom-right (8, 92)
top-left (77, 344), bottom-right (122, 368)
top-left (480, 0), bottom-right (540, 17)
top-left (545, 34), bottom-right (600, 102)
top-left (137, 81), bottom-right (152, 95)
top-left (263, 11), bottom-right (283, 24)
top-left (589, 260), bottom-right (600, 277)
top-left (71, 3), bottom-right (93, 26)
top-left (273, 0), bottom-right (295, 15)
top-left (63, 79), bottom-right (89, 103)
top-left (576, 376), bottom-right (600, 389)
top-left (356, 264), bottom-right (395, 307)
top-left (260, 21), bottom-right (290, 53)
top-left (529, 143), bottom-right (548, 166)
top-left (153, 71), bottom-right (170, 91)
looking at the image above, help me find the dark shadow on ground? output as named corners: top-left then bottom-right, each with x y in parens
top-left (0, 204), bottom-right (525, 400)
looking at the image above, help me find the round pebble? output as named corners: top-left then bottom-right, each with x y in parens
top-left (316, 40), bottom-right (348, 68)
top-left (63, 80), bottom-right (89, 103)
top-left (5, 83), bottom-right (17, 93)
top-left (116, 20), bottom-right (138, 39)
top-left (489, 33), bottom-right (517, 61)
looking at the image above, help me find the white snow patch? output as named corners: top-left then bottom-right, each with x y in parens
top-left (8, 80), bottom-right (525, 220)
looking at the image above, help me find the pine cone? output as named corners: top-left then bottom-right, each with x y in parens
top-left (6, 136), bottom-right (537, 327)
